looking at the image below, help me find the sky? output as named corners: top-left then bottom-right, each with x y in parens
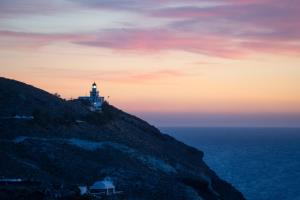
top-left (0, 0), bottom-right (300, 127)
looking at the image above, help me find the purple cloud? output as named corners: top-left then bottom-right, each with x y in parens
top-left (76, 28), bottom-right (247, 58)
top-left (0, 0), bottom-right (76, 17)
top-left (0, 0), bottom-right (299, 58)
top-left (153, 1), bottom-right (300, 38)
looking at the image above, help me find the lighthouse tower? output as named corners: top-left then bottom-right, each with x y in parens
top-left (90, 82), bottom-right (99, 102)
top-left (89, 82), bottom-right (104, 111)
top-left (78, 82), bottom-right (105, 111)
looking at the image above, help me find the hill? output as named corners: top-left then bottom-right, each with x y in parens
top-left (0, 77), bottom-right (245, 200)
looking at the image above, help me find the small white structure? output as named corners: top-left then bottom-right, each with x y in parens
top-left (89, 178), bottom-right (115, 196)
top-left (79, 82), bottom-right (104, 111)
top-left (78, 186), bottom-right (88, 195)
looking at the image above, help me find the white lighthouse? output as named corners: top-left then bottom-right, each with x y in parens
top-left (79, 82), bottom-right (104, 111)
top-left (90, 82), bottom-right (104, 111)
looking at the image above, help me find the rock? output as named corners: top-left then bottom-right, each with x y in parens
top-left (0, 77), bottom-right (245, 200)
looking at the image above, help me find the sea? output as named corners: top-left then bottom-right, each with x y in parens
top-left (159, 127), bottom-right (300, 200)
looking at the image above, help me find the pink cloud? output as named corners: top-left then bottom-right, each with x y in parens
top-left (0, 29), bottom-right (245, 58)
top-left (67, 0), bottom-right (300, 58)
top-left (25, 67), bottom-right (186, 83)
top-left (78, 27), bottom-right (300, 58)
top-left (2, 27), bottom-right (299, 59)
top-left (1, 0), bottom-right (299, 58)
top-left (0, 30), bottom-right (94, 49)
top-left (241, 41), bottom-right (300, 56)
top-left (77, 29), bottom-right (247, 58)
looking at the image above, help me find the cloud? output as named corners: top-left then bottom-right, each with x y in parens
top-left (22, 67), bottom-right (186, 83)
top-left (150, 1), bottom-right (300, 56)
top-left (0, 0), bottom-right (299, 58)
top-left (0, 30), bottom-right (94, 49)
top-left (2, 27), bottom-right (299, 58)
top-left (76, 28), bottom-right (247, 58)
top-left (0, 0), bottom-right (77, 17)
top-left (69, 0), bottom-right (148, 11)
top-left (0, 28), bottom-right (245, 58)
top-left (153, 1), bottom-right (300, 39)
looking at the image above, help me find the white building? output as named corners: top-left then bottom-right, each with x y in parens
top-left (78, 186), bottom-right (88, 195)
top-left (89, 178), bottom-right (116, 196)
top-left (79, 82), bottom-right (104, 111)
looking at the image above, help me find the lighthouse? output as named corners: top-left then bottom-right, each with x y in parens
top-left (89, 82), bottom-right (104, 111)
top-left (90, 82), bottom-right (99, 103)
top-left (79, 82), bottom-right (104, 111)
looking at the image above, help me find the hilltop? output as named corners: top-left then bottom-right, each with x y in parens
top-left (0, 77), bottom-right (245, 200)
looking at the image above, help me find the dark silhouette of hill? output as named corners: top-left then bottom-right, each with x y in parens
top-left (0, 77), bottom-right (245, 200)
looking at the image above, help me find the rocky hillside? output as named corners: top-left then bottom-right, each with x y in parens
top-left (0, 77), bottom-right (245, 200)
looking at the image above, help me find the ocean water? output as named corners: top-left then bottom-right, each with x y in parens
top-left (159, 127), bottom-right (300, 200)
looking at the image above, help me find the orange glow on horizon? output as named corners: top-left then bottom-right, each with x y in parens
top-left (1, 0), bottom-right (300, 126)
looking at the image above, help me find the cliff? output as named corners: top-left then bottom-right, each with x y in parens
top-left (0, 77), bottom-right (245, 200)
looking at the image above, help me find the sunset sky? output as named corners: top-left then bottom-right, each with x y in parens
top-left (1, 0), bottom-right (300, 127)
